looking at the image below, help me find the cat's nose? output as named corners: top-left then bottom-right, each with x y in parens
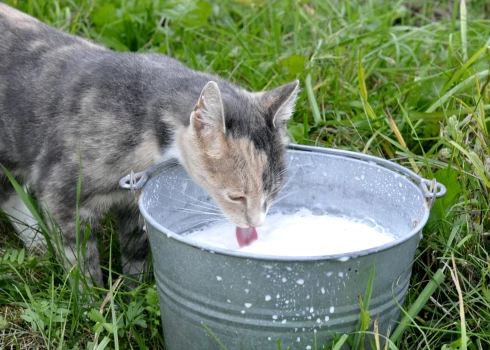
top-left (248, 212), bottom-right (266, 228)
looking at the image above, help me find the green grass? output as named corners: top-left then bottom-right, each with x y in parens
top-left (1, 0), bottom-right (490, 348)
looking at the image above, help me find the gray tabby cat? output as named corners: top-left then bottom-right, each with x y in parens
top-left (0, 4), bottom-right (299, 286)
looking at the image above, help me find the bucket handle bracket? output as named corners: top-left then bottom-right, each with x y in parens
top-left (119, 160), bottom-right (178, 200)
top-left (420, 178), bottom-right (446, 210)
top-left (420, 178), bottom-right (446, 199)
top-left (119, 170), bottom-right (148, 192)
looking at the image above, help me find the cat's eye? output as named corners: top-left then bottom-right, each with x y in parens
top-left (227, 194), bottom-right (246, 202)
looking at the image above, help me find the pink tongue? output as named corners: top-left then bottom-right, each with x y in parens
top-left (236, 227), bottom-right (258, 247)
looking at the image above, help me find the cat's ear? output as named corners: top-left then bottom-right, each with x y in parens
top-left (258, 80), bottom-right (300, 128)
top-left (190, 81), bottom-right (226, 134)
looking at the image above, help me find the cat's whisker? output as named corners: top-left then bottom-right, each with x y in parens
top-left (277, 164), bottom-right (302, 191)
top-left (161, 181), bottom-right (221, 211)
top-left (183, 220), bottom-right (222, 229)
top-left (275, 159), bottom-right (300, 176)
top-left (153, 196), bottom-right (219, 213)
top-left (153, 205), bottom-right (225, 217)
top-left (268, 164), bottom-right (302, 203)
top-left (184, 216), bottom-right (226, 225)
top-left (152, 201), bottom-right (221, 213)
top-left (175, 209), bottom-right (225, 217)
top-left (178, 201), bottom-right (221, 213)
top-left (269, 190), bottom-right (300, 207)
top-left (156, 192), bottom-right (222, 213)
top-left (280, 155), bottom-right (295, 176)
top-left (161, 188), bottom-right (221, 211)
top-left (269, 164), bottom-right (302, 194)
top-left (276, 163), bottom-right (303, 182)
top-left (269, 164), bottom-right (302, 201)
top-left (182, 218), bottom-right (228, 232)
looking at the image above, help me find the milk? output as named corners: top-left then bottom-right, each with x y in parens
top-left (185, 208), bottom-right (395, 256)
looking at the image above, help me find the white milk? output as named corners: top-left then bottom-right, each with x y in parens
top-left (185, 208), bottom-right (395, 256)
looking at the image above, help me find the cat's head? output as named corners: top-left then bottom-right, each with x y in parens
top-left (179, 80), bottom-right (299, 229)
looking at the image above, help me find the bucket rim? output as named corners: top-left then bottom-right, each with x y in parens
top-left (138, 146), bottom-right (436, 261)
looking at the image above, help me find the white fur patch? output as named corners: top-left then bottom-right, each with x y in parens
top-left (1, 189), bottom-right (46, 250)
top-left (163, 139), bottom-right (183, 163)
top-left (151, 137), bottom-right (183, 165)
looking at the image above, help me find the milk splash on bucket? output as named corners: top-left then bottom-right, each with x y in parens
top-left (185, 208), bottom-right (395, 256)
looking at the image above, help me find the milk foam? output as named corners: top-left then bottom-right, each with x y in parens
top-left (185, 208), bottom-right (395, 256)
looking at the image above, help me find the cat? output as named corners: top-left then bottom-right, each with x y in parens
top-left (0, 3), bottom-right (299, 286)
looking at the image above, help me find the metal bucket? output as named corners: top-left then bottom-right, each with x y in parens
top-left (131, 145), bottom-right (445, 349)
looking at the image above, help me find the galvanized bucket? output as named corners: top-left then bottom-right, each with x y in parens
top-left (124, 145), bottom-right (445, 350)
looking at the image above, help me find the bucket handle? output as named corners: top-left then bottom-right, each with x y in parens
top-left (119, 145), bottom-right (447, 199)
top-left (287, 144), bottom-right (447, 199)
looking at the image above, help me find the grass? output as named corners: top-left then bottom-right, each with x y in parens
top-left (1, 0), bottom-right (490, 348)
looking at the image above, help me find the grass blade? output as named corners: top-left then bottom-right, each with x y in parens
top-left (449, 141), bottom-right (490, 187)
top-left (305, 73), bottom-right (322, 125)
top-left (352, 263), bottom-right (376, 349)
top-left (408, 105), bottom-right (490, 120)
top-left (201, 322), bottom-right (228, 350)
top-left (357, 50), bottom-right (379, 131)
top-left (450, 253), bottom-right (467, 350)
top-left (387, 104), bottom-right (420, 174)
top-left (390, 268), bottom-right (445, 343)
top-left (426, 70), bottom-right (489, 112)
top-left (439, 46), bottom-right (488, 97)
top-left (460, 0), bottom-right (468, 62)
top-left (358, 49), bottom-right (368, 101)
top-left (94, 336), bottom-right (111, 350)
top-left (331, 334), bottom-right (348, 350)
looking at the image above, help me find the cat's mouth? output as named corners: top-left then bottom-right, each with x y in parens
top-left (235, 227), bottom-right (258, 247)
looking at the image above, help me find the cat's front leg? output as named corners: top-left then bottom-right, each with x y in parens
top-left (62, 224), bottom-right (103, 287)
top-left (39, 193), bottom-right (104, 286)
top-left (117, 205), bottom-right (149, 283)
